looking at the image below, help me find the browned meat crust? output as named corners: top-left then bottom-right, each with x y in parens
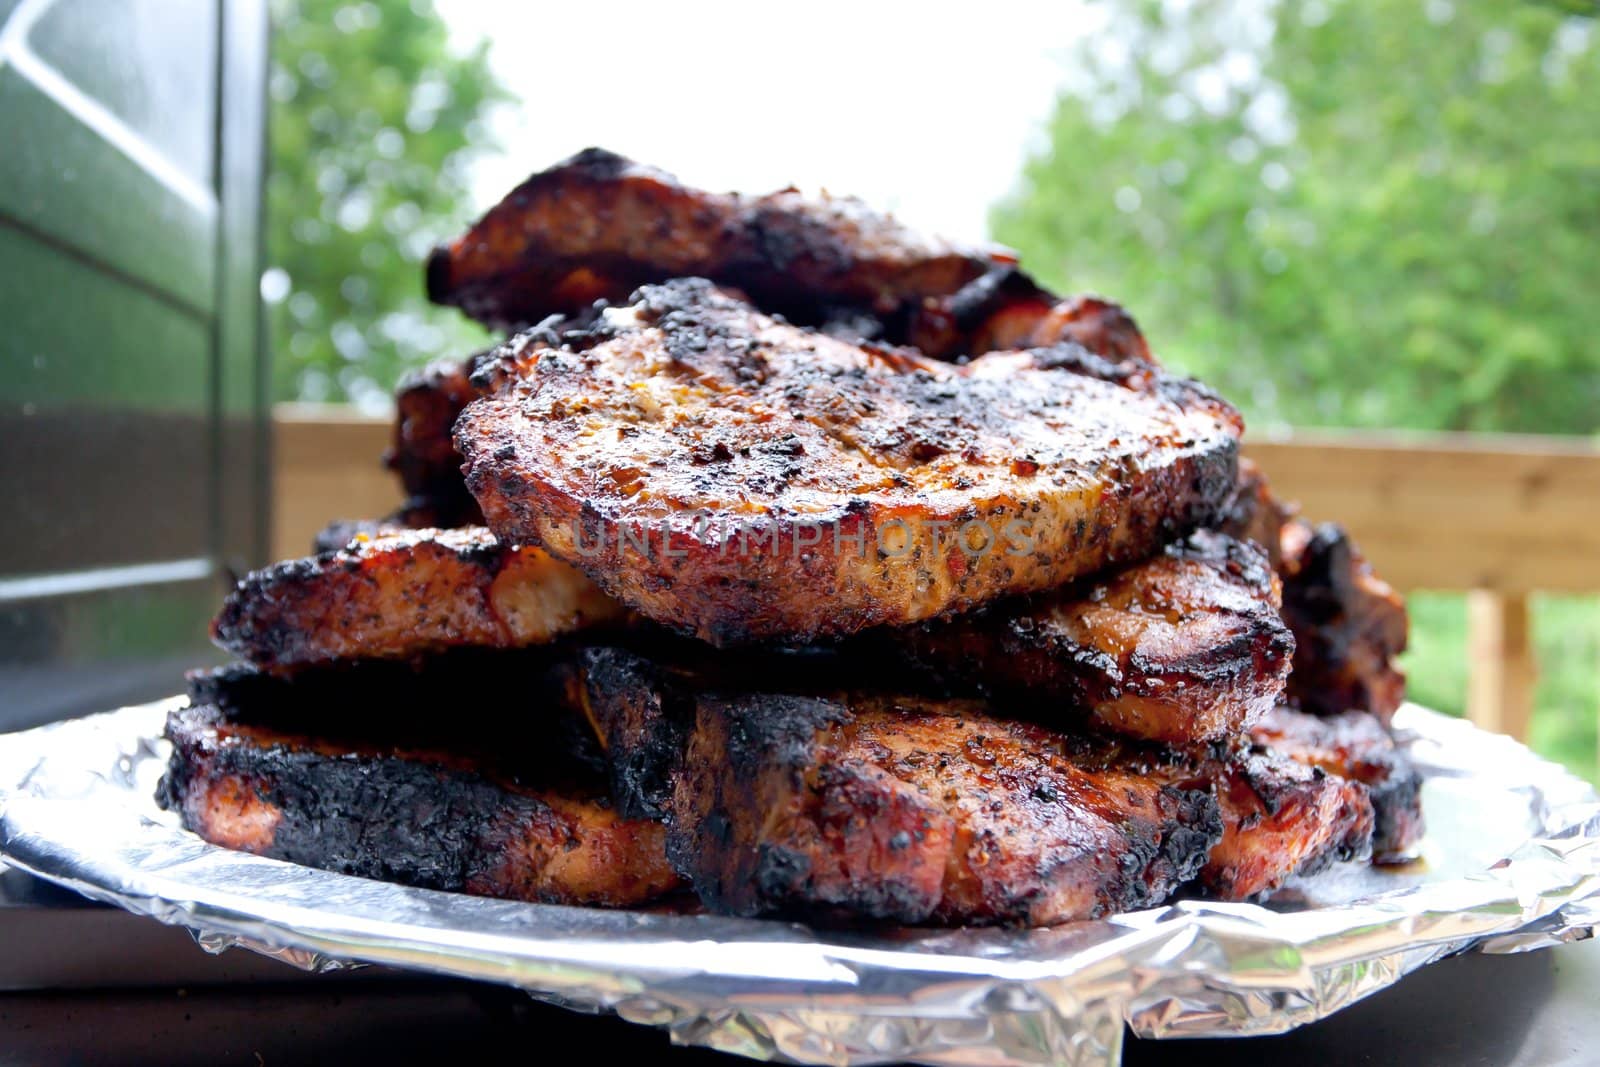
top-left (393, 303), bottom-right (1158, 541)
top-left (456, 280), bottom-right (1242, 645)
top-left (1197, 746), bottom-right (1374, 899)
top-left (426, 147), bottom-right (1014, 334)
top-left (1250, 703), bottom-right (1424, 859)
top-left (212, 527), bottom-right (629, 670)
top-left (158, 704), bottom-right (680, 907)
top-left (383, 354), bottom-right (490, 527)
top-left (1280, 520), bottom-right (1409, 719)
top-left (888, 531), bottom-right (1293, 744)
top-left (981, 292), bottom-right (1154, 363)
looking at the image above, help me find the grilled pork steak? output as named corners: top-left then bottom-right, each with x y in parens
top-left (384, 353), bottom-right (491, 528)
top-left (671, 691), bottom-right (1222, 925)
top-left (158, 703), bottom-right (682, 907)
top-left (576, 647), bottom-right (1220, 925)
top-left (427, 148), bottom-right (1158, 363)
top-left (425, 146), bottom-right (1011, 333)
top-left (1216, 457), bottom-right (1290, 568)
top-left (1197, 746), bottom-right (1374, 899)
top-left (385, 295), bottom-right (1164, 539)
top-left (1279, 519), bottom-right (1409, 720)
top-left (576, 648), bottom-right (1374, 922)
top-left (456, 280), bottom-right (1242, 645)
top-left (890, 531), bottom-right (1293, 744)
top-left (1250, 703), bottom-right (1424, 859)
top-left (213, 527), bottom-right (629, 670)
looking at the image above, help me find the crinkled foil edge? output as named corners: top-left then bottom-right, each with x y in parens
top-left (2, 701), bottom-right (1597, 1066)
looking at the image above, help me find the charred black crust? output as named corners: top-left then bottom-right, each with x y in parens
top-left (1028, 779), bottom-right (1223, 920)
top-left (185, 650), bottom-right (607, 781)
top-left (1154, 785), bottom-right (1228, 889)
top-left (664, 689), bottom-right (948, 923)
top-left (1286, 523), bottom-right (1358, 626)
top-left (424, 244), bottom-right (452, 304)
top-left (1369, 754), bottom-right (1425, 858)
top-left (577, 646), bottom-right (693, 820)
top-left (700, 692), bottom-right (850, 780)
top-left (158, 705), bottom-right (570, 895)
top-left (940, 266), bottom-right (1053, 331)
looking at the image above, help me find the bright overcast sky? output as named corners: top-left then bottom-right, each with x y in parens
top-left (435, 0), bottom-right (1096, 244)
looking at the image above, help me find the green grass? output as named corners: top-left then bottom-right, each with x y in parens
top-left (1401, 593), bottom-right (1600, 782)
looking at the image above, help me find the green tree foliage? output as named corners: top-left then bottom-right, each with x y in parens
top-left (993, 0), bottom-right (1600, 434)
top-left (265, 0), bottom-right (505, 407)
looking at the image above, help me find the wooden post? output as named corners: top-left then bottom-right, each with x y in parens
top-left (271, 405), bottom-right (400, 560)
top-left (1466, 590), bottom-right (1536, 740)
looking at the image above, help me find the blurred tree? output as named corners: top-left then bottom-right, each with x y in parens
top-left (265, 0), bottom-right (506, 408)
top-left (993, 0), bottom-right (1600, 434)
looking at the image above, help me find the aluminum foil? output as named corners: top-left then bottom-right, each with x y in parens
top-left (3, 701), bottom-right (1599, 1067)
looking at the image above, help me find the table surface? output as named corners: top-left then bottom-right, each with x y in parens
top-left (2, 863), bottom-right (1596, 1067)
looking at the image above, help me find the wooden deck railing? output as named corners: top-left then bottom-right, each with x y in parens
top-left (272, 405), bottom-right (1600, 744)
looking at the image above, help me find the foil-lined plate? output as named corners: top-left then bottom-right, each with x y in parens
top-left (2, 701), bottom-right (1599, 1066)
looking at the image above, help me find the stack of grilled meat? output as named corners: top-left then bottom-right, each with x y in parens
top-left (159, 150), bottom-right (1422, 926)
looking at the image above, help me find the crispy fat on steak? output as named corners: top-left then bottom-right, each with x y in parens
top-left (213, 527), bottom-right (629, 670)
top-left (891, 531), bottom-right (1294, 744)
top-left (158, 704), bottom-right (682, 907)
top-left (425, 147), bottom-right (1011, 332)
top-left (456, 280), bottom-right (1242, 645)
top-left (1250, 703), bottom-right (1424, 860)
